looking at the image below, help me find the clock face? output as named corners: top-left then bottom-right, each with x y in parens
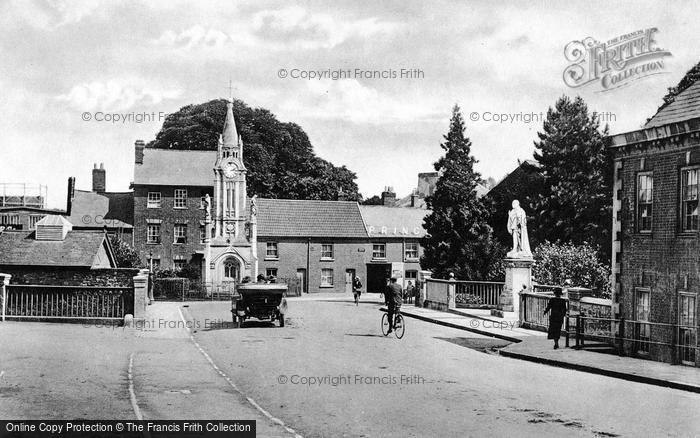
top-left (223, 162), bottom-right (236, 178)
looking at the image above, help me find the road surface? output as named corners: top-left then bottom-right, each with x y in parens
top-left (185, 298), bottom-right (700, 437)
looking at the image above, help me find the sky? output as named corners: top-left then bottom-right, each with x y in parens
top-left (1, 0), bottom-right (699, 208)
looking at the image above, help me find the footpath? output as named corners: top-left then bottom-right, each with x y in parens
top-left (394, 302), bottom-right (700, 394)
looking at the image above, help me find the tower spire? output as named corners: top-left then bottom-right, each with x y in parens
top-left (222, 96), bottom-right (238, 147)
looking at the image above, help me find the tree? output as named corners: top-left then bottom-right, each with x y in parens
top-left (109, 236), bottom-right (143, 268)
top-left (149, 99), bottom-right (360, 201)
top-left (532, 241), bottom-right (611, 297)
top-left (361, 195), bottom-right (383, 205)
top-left (421, 105), bottom-right (499, 280)
top-left (530, 95), bottom-right (612, 261)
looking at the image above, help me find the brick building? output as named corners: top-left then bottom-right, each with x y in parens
top-left (609, 81), bottom-right (700, 366)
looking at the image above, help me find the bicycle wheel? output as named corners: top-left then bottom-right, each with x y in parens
top-left (381, 313), bottom-right (390, 336)
top-left (394, 314), bottom-right (405, 339)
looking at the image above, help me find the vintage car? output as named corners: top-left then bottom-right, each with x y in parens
top-left (232, 283), bottom-right (288, 327)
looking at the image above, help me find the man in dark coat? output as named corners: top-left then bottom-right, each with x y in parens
top-left (543, 287), bottom-right (568, 349)
top-left (385, 277), bottom-right (403, 333)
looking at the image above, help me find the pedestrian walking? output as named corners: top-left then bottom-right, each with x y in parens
top-left (352, 276), bottom-right (363, 306)
top-left (543, 287), bottom-right (568, 349)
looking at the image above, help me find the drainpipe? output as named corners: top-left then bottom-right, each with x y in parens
top-left (306, 238), bottom-right (311, 293)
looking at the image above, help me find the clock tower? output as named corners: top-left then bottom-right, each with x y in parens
top-left (213, 98), bottom-right (246, 241)
top-left (203, 97), bottom-right (257, 286)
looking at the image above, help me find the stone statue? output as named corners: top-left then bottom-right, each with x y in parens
top-left (203, 194), bottom-right (211, 221)
top-left (251, 195), bottom-right (257, 217)
top-left (507, 200), bottom-right (531, 258)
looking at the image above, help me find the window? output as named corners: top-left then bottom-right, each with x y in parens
top-left (266, 242), bottom-right (279, 259)
top-left (321, 268), bottom-right (334, 286)
top-left (0, 214), bottom-right (20, 228)
top-left (681, 168), bottom-right (699, 231)
top-left (173, 224), bottom-right (187, 244)
top-left (173, 259), bottom-right (186, 271)
top-left (199, 226), bottom-right (207, 244)
top-left (224, 259), bottom-right (238, 280)
top-left (635, 288), bottom-right (651, 353)
top-left (29, 214), bottom-right (45, 230)
top-left (637, 173), bottom-right (653, 232)
top-left (405, 242), bottom-right (419, 260)
top-left (321, 243), bottom-right (334, 259)
top-left (266, 268), bottom-right (278, 278)
top-left (405, 270), bottom-right (418, 280)
top-left (174, 189), bottom-right (187, 209)
top-left (147, 192), bottom-right (161, 208)
top-left (147, 224), bottom-right (161, 244)
top-left (679, 293), bottom-right (697, 365)
top-left (372, 243), bottom-right (386, 259)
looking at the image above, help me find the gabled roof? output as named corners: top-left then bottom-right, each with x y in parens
top-left (645, 80), bottom-right (700, 128)
top-left (256, 198), bottom-right (368, 238)
top-left (0, 229), bottom-right (115, 268)
top-left (67, 190), bottom-right (133, 229)
top-left (359, 205), bottom-right (429, 238)
top-left (134, 149), bottom-right (216, 187)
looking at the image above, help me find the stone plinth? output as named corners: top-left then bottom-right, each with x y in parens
top-left (492, 257), bottom-right (533, 317)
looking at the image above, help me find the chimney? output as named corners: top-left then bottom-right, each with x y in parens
top-left (410, 188), bottom-right (418, 207)
top-left (66, 177), bottom-right (75, 216)
top-left (92, 163), bottom-right (106, 193)
top-left (381, 186), bottom-right (396, 206)
top-left (135, 139), bottom-right (145, 164)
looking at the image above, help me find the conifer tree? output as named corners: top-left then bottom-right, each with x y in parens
top-left (421, 105), bottom-right (499, 279)
top-left (530, 96), bottom-right (612, 261)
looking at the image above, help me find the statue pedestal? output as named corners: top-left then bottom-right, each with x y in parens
top-left (491, 257), bottom-right (533, 318)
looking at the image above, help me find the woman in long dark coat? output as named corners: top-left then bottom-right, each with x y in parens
top-left (543, 287), bottom-right (568, 349)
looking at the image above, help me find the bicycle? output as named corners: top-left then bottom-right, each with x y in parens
top-left (381, 308), bottom-right (405, 339)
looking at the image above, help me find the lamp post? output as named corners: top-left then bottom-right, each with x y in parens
top-left (148, 250), bottom-right (153, 273)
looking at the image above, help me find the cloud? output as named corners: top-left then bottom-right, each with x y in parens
top-left (154, 25), bottom-right (231, 50)
top-left (252, 6), bottom-right (399, 49)
top-left (56, 80), bottom-right (183, 111)
top-left (7, 0), bottom-right (101, 29)
top-left (283, 79), bottom-right (441, 124)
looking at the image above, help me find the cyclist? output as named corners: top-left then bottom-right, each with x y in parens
top-left (385, 277), bottom-right (403, 334)
top-left (352, 276), bottom-right (363, 305)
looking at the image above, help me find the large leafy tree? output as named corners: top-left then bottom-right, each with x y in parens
top-left (530, 95), bottom-right (612, 261)
top-left (421, 105), bottom-right (500, 280)
top-left (149, 99), bottom-right (360, 200)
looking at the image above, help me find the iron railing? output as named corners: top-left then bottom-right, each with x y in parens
top-left (572, 316), bottom-right (699, 364)
top-left (3, 285), bottom-right (132, 321)
top-left (425, 278), bottom-right (505, 308)
top-left (455, 281), bottom-right (504, 307)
